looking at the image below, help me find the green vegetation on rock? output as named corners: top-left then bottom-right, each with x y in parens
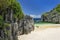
top-left (41, 4), bottom-right (60, 23)
top-left (0, 0), bottom-right (24, 29)
top-left (56, 4), bottom-right (60, 12)
top-left (0, 0), bottom-right (24, 20)
top-left (0, 0), bottom-right (24, 40)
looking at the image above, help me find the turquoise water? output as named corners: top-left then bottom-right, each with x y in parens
top-left (34, 21), bottom-right (55, 27)
top-left (34, 21), bottom-right (54, 24)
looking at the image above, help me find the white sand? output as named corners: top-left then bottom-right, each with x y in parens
top-left (18, 24), bottom-right (60, 40)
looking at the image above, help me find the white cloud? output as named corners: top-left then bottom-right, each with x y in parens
top-left (30, 14), bottom-right (41, 18)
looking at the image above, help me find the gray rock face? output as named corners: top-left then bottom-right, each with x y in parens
top-left (41, 10), bottom-right (60, 23)
top-left (18, 15), bottom-right (34, 35)
top-left (0, 11), bottom-right (34, 40)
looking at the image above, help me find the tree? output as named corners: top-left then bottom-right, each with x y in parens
top-left (0, 0), bottom-right (16, 8)
top-left (56, 4), bottom-right (60, 12)
top-left (0, 0), bottom-right (24, 20)
top-left (9, 1), bottom-right (24, 19)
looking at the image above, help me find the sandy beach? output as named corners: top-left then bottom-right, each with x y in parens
top-left (18, 24), bottom-right (60, 40)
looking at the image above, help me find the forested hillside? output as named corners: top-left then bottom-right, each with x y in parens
top-left (41, 4), bottom-right (60, 23)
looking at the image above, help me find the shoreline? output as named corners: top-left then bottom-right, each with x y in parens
top-left (18, 24), bottom-right (60, 40)
top-left (34, 24), bottom-right (60, 30)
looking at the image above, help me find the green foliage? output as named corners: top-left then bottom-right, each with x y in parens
top-left (0, 0), bottom-right (24, 29)
top-left (42, 4), bottom-right (60, 17)
top-left (0, 0), bottom-right (16, 8)
top-left (4, 30), bottom-right (10, 35)
top-left (42, 12), bottom-right (49, 17)
top-left (41, 4), bottom-right (60, 24)
top-left (0, 0), bottom-right (24, 36)
top-left (56, 4), bottom-right (60, 12)
top-left (9, 1), bottom-right (24, 19)
top-left (4, 23), bottom-right (10, 27)
top-left (0, 15), bottom-right (3, 21)
top-left (0, 0), bottom-right (24, 20)
top-left (3, 23), bottom-right (11, 35)
top-left (0, 15), bottom-right (4, 28)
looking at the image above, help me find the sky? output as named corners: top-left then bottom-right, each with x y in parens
top-left (18, 0), bottom-right (60, 18)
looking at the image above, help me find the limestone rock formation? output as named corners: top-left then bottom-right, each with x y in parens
top-left (0, 13), bottom-right (34, 40)
top-left (18, 15), bottom-right (34, 35)
top-left (41, 4), bottom-right (60, 24)
top-left (0, 0), bottom-right (34, 40)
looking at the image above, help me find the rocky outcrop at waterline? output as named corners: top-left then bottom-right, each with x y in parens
top-left (41, 4), bottom-right (60, 24)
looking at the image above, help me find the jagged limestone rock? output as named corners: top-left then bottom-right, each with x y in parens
top-left (0, 14), bottom-right (34, 40)
top-left (18, 15), bottom-right (34, 35)
top-left (41, 10), bottom-right (60, 23)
